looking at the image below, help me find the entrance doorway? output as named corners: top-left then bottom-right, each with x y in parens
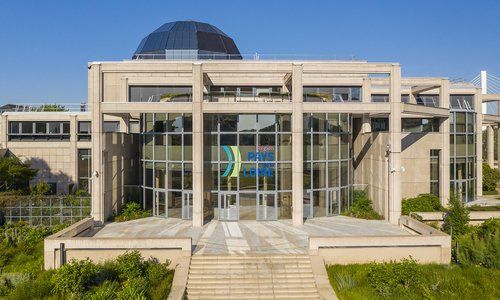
top-left (182, 191), bottom-right (193, 220)
top-left (218, 192), bottom-right (239, 221)
top-left (153, 190), bottom-right (166, 217)
top-left (256, 192), bottom-right (277, 220)
top-left (326, 188), bottom-right (340, 216)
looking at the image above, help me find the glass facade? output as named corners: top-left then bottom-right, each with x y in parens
top-left (303, 113), bottom-right (352, 218)
top-left (129, 86), bottom-right (192, 102)
top-left (8, 121), bottom-right (70, 141)
top-left (450, 111), bottom-right (476, 202)
top-left (303, 87), bottom-right (361, 102)
top-left (203, 114), bottom-right (292, 221)
top-left (402, 118), bottom-right (439, 133)
top-left (78, 149), bottom-right (92, 193)
top-left (140, 113), bottom-right (193, 218)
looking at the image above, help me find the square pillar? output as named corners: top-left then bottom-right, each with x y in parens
top-left (497, 125), bottom-right (500, 169)
top-left (192, 63), bottom-right (204, 227)
top-left (388, 65), bottom-right (402, 224)
top-left (487, 125), bottom-right (494, 168)
top-left (362, 77), bottom-right (371, 103)
top-left (0, 114), bottom-right (8, 149)
top-left (70, 114), bottom-right (78, 193)
top-left (475, 89), bottom-right (483, 196)
top-left (90, 64), bottom-right (105, 224)
top-left (292, 63), bottom-right (304, 225)
top-left (439, 80), bottom-right (450, 206)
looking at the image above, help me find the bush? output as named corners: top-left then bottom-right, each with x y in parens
top-left (456, 218), bottom-right (500, 268)
top-left (343, 190), bottom-right (383, 220)
top-left (367, 258), bottom-right (422, 296)
top-left (116, 277), bottom-right (148, 300)
top-left (483, 163), bottom-right (500, 192)
top-left (87, 280), bottom-right (120, 300)
top-left (51, 258), bottom-right (98, 296)
top-left (402, 193), bottom-right (443, 215)
top-left (115, 202), bottom-right (151, 222)
top-left (443, 195), bottom-right (470, 239)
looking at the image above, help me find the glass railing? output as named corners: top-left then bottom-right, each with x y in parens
top-left (204, 91), bottom-right (291, 103)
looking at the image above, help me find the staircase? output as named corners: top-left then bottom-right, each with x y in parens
top-left (186, 255), bottom-right (321, 299)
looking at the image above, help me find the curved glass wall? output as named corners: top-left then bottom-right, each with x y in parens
top-left (450, 111), bottom-right (476, 202)
top-left (203, 114), bottom-right (292, 221)
top-left (140, 113), bottom-right (193, 218)
top-left (303, 113), bottom-right (352, 218)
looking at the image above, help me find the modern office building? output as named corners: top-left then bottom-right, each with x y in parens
top-left (2, 20), bottom-right (500, 228)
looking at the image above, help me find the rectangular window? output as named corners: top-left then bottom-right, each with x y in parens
top-left (430, 150), bottom-right (440, 197)
top-left (402, 118), bottom-right (439, 132)
top-left (371, 94), bottom-right (389, 102)
top-left (103, 121), bottom-right (120, 133)
top-left (8, 121), bottom-right (70, 141)
top-left (450, 95), bottom-right (474, 110)
top-left (416, 94), bottom-right (440, 107)
top-left (78, 149), bottom-right (92, 193)
top-left (129, 86), bottom-right (192, 102)
top-left (78, 121), bottom-right (91, 141)
top-left (371, 118), bottom-right (389, 132)
top-left (303, 86), bottom-right (361, 102)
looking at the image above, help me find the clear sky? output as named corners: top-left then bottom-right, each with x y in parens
top-left (0, 0), bottom-right (498, 105)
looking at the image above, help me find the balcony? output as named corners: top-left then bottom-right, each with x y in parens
top-left (204, 87), bottom-right (291, 103)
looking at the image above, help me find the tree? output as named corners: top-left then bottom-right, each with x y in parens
top-left (443, 194), bottom-right (470, 239)
top-left (0, 157), bottom-right (38, 192)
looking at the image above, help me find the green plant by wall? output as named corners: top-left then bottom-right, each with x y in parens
top-left (0, 157), bottom-right (37, 192)
top-left (401, 193), bottom-right (443, 215)
top-left (29, 181), bottom-right (51, 196)
top-left (367, 258), bottom-right (423, 297)
top-left (343, 190), bottom-right (383, 220)
top-left (443, 195), bottom-right (470, 239)
top-left (114, 202), bottom-right (151, 222)
top-left (483, 163), bottom-right (500, 192)
top-left (455, 218), bottom-right (500, 268)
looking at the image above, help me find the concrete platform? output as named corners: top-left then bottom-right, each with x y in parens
top-left (90, 216), bottom-right (411, 255)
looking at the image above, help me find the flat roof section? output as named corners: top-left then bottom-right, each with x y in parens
top-left (89, 216), bottom-right (412, 255)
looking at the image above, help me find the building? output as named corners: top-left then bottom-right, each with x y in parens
top-left (2, 20), bottom-right (499, 227)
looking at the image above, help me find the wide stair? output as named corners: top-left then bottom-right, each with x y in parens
top-left (186, 255), bottom-right (321, 299)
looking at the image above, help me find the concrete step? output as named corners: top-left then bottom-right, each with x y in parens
top-left (187, 278), bottom-right (316, 284)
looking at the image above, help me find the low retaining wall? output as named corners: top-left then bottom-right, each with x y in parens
top-left (415, 211), bottom-right (500, 225)
top-left (309, 216), bottom-right (451, 264)
top-left (44, 218), bottom-right (192, 270)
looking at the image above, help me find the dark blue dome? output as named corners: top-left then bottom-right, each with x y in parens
top-left (133, 21), bottom-right (241, 59)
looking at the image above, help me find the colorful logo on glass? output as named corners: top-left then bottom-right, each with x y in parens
top-left (221, 146), bottom-right (274, 178)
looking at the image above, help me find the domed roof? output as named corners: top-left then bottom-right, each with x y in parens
top-left (133, 20), bottom-right (241, 59)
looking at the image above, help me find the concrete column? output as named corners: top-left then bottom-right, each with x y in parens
top-left (388, 65), bottom-right (402, 224)
top-left (90, 63), bottom-right (105, 223)
top-left (192, 63), bottom-right (204, 227)
top-left (487, 125), bottom-right (494, 168)
top-left (362, 77), bottom-right (371, 103)
top-left (439, 80), bottom-right (450, 206)
top-left (0, 115), bottom-right (7, 149)
top-left (476, 89), bottom-right (483, 196)
top-left (497, 125), bottom-right (500, 169)
top-left (292, 63), bottom-right (304, 225)
top-left (70, 114), bottom-right (78, 193)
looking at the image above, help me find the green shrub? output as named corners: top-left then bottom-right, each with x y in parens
top-left (115, 251), bottom-right (147, 280)
top-left (115, 202), bottom-right (151, 222)
top-left (456, 218), bottom-right (500, 268)
top-left (402, 193), bottom-right (443, 215)
top-left (51, 258), bottom-right (98, 296)
top-left (116, 277), bottom-right (148, 300)
top-left (483, 163), bottom-right (500, 192)
top-left (3, 270), bottom-right (56, 300)
top-left (468, 205), bottom-right (500, 211)
top-left (30, 181), bottom-right (52, 195)
top-left (343, 190), bottom-right (383, 220)
top-left (87, 280), bottom-right (120, 300)
top-left (443, 195), bottom-right (470, 239)
top-left (367, 258), bottom-right (422, 296)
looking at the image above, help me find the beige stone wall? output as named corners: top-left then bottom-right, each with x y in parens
top-left (102, 132), bottom-right (140, 219)
top-left (354, 131), bottom-right (390, 216)
top-left (400, 132), bottom-right (442, 198)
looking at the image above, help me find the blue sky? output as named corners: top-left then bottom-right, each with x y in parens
top-left (0, 0), bottom-right (498, 105)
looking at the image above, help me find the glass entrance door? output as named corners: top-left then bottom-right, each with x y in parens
top-left (182, 191), bottom-right (193, 220)
top-left (153, 190), bottom-right (166, 217)
top-left (257, 192), bottom-right (277, 220)
top-left (218, 192), bottom-right (239, 221)
top-left (326, 188), bottom-right (340, 216)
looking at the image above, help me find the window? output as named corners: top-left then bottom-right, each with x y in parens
top-left (430, 150), bottom-right (440, 197)
top-left (402, 118), bottom-right (440, 132)
top-left (129, 86), bottom-right (192, 102)
top-left (78, 149), bottom-right (92, 193)
top-left (371, 118), bottom-right (389, 132)
top-left (103, 121), bottom-right (120, 133)
top-left (450, 95), bottom-right (474, 110)
top-left (371, 94), bottom-right (389, 102)
top-left (8, 121), bottom-right (70, 141)
top-left (303, 87), bottom-right (361, 102)
top-left (78, 121), bottom-right (91, 141)
top-left (416, 95), bottom-right (439, 107)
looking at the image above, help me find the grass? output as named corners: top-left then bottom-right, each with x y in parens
top-left (327, 263), bottom-right (500, 300)
top-left (467, 205), bottom-right (500, 211)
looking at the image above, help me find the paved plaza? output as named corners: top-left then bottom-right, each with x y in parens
top-left (91, 216), bottom-right (411, 255)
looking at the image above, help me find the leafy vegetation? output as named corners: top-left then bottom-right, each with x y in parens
top-left (467, 205), bottom-right (500, 211)
top-left (483, 163), bottom-right (500, 192)
top-left (342, 190), bottom-right (383, 220)
top-left (455, 218), bottom-right (500, 268)
top-left (0, 222), bottom-right (174, 299)
top-left (443, 195), bottom-right (470, 239)
top-left (401, 193), bottom-right (443, 215)
top-left (327, 261), bottom-right (500, 299)
top-left (114, 202), bottom-right (151, 222)
top-left (39, 104), bottom-right (67, 112)
top-left (0, 157), bottom-right (37, 192)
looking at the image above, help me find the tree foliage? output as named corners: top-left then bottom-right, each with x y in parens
top-left (482, 163), bottom-right (500, 192)
top-left (0, 157), bottom-right (37, 192)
